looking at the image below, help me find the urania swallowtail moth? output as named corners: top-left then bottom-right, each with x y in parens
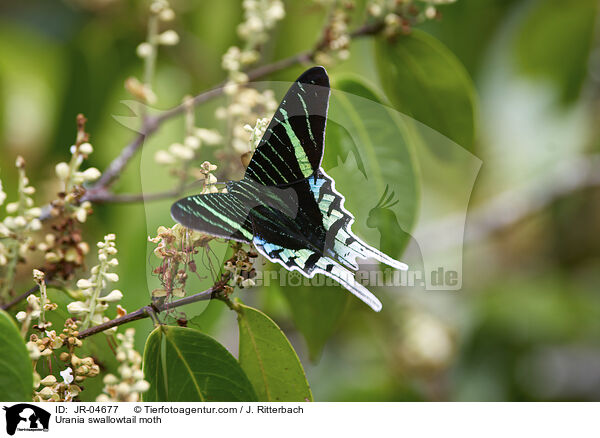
top-left (171, 66), bottom-right (408, 311)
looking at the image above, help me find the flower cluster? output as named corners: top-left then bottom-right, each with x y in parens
top-left (16, 270), bottom-right (57, 334)
top-left (127, 0), bottom-right (178, 104)
top-left (40, 115), bottom-right (97, 280)
top-left (149, 224), bottom-right (213, 299)
top-left (154, 95), bottom-right (224, 188)
top-left (224, 246), bottom-right (258, 289)
top-left (240, 118), bottom-right (269, 167)
top-left (217, 0), bottom-right (283, 162)
top-left (32, 318), bottom-right (100, 402)
top-left (217, 87), bottom-right (278, 157)
top-left (367, 0), bottom-right (454, 37)
top-left (238, 0), bottom-right (285, 45)
top-left (222, 0), bottom-right (285, 85)
top-left (51, 114), bottom-right (99, 223)
top-left (96, 328), bottom-right (149, 402)
top-left (14, 272), bottom-right (99, 402)
top-left (314, 3), bottom-right (353, 65)
top-left (67, 234), bottom-right (123, 330)
top-left (0, 157), bottom-right (42, 300)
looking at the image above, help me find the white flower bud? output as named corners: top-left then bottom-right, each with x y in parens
top-left (40, 375), bottom-right (57, 386)
top-left (150, 0), bottom-right (166, 13)
top-left (108, 258), bottom-right (119, 266)
top-left (32, 269), bottom-right (45, 281)
top-left (425, 6), bottom-right (437, 19)
top-left (75, 208), bottom-right (87, 223)
top-left (169, 143), bottom-right (194, 160)
top-left (55, 162), bottom-right (70, 180)
top-left (38, 386), bottom-right (54, 399)
top-left (14, 216), bottom-right (26, 228)
top-left (25, 207), bottom-right (41, 218)
top-left (131, 380), bottom-right (150, 393)
top-left (67, 301), bottom-right (90, 316)
top-left (27, 294), bottom-right (40, 307)
top-left (158, 30), bottom-right (179, 45)
top-left (16, 311), bottom-right (27, 322)
top-left (154, 150), bottom-right (176, 164)
top-left (76, 279), bottom-right (94, 289)
top-left (266, 1), bottom-right (285, 21)
top-left (103, 374), bottom-right (119, 385)
top-left (5, 202), bottom-right (18, 214)
top-left (115, 382), bottom-right (131, 395)
top-left (104, 272), bottom-right (119, 282)
top-left (120, 365), bottom-right (133, 379)
top-left (159, 7), bottom-right (175, 21)
top-left (29, 219), bottom-right (42, 231)
top-left (223, 81), bottom-right (238, 96)
top-left (23, 186), bottom-right (35, 195)
top-left (100, 289), bottom-right (123, 303)
top-left (184, 136), bottom-right (201, 150)
top-left (79, 142), bottom-right (93, 155)
top-left (195, 128), bottom-right (222, 145)
top-left (136, 42), bottom-right (154, 58)
top-left (82, 167), bottom-right (101, 182)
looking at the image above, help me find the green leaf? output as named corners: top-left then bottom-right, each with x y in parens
top-left (236, 302), bottom-right (312, 401)
top-left (375, 29), bottom-right (477, 152)
top-left (0, 310), bottom-right (33, 401)
top-left (279, 283), bottom-right (349, 361)
top-left (513, 0), bottom-right (597, 105)
top-left (142, 325), bottom-right (257, 402)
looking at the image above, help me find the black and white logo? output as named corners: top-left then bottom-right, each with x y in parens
top-left (3, 404), bottom-right (50, 435)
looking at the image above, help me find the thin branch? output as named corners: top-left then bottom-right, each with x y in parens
top-left (0, 284), bottom-right (40, 311)
top-left (84, 18), bottom-right (386, 198)
top-left (85, 187), bottom-right (180, 204)
top-left (418, 154), bottom-right (600, 252)
top-left (76, 281), bottom-right (228, 339)
top-left (85, 179), bottom-right (206, 204)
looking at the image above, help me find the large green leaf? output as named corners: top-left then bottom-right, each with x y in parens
top-left (375, 29), bottom-right (477, 152)
top-left (142, 325), bottom-right (257, 401)
top-left (0, 310), bottom-right (33, 401)
top-left (237, 302), bottom-right (312, 401)
top-left (513, 0), bottom-right (597, 105)
top-left (279, 283), bottom-right (350, 361)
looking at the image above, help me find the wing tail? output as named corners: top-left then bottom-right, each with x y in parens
top-left (314, 258), bottom-right (382, 312)
top-left (313, 170), bottom-right (409, 272)
top-left (334, 228), bottom-right (408, 271)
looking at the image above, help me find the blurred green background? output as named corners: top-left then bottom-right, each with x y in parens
top-left (1, 0), bottom-right (599, 401)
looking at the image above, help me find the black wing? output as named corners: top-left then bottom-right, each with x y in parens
top-left (244, 66), bottom-right (330, 187)
top-left (170, 192), bottom-right (253, 243)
